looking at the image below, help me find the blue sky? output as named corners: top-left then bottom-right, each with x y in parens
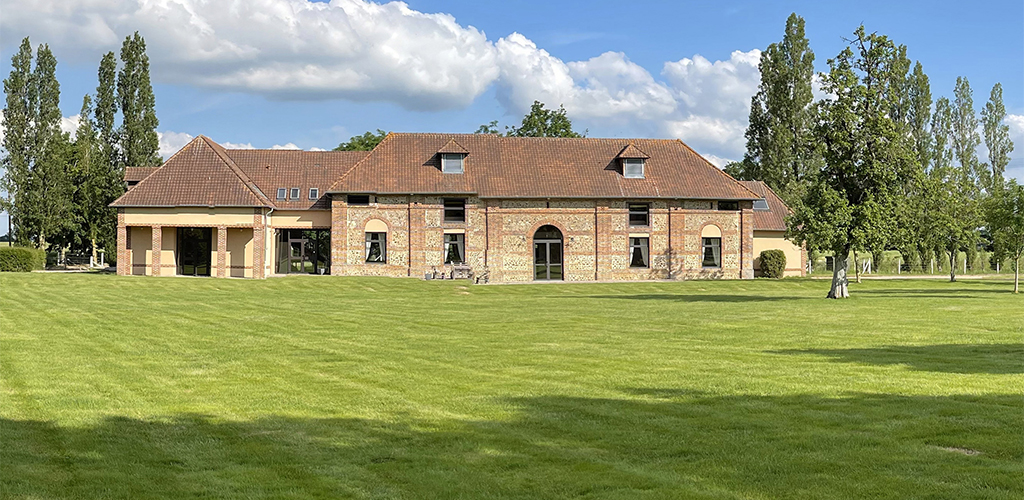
top-left (1, 0), bottom-right (1022, 232)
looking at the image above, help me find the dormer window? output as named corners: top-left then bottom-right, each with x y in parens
top-left (623, 158), bottom-right (645, 179)
top-left (442, 153), bottom-right (464, 174)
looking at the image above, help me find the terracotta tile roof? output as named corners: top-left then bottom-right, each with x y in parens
top-left (739, 180), bottom-right (790, 231)
top-left (124, 167), bottom-right (158, 183)
top-left (226, 149), bottom-right (369, 210)
top-left (330, 133), bottom-right (759, 200)
top-left (111, 136), bottom-right (368, 209)
top-left (436, 138), bottom-right (469, 154)
top-left (112, 136), bottom-right (268, 207)
top-left (616, 143), bottom-right (650, 159)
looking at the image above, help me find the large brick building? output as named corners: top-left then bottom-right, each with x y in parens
top-left (111, 133), bottom-right (805, 281)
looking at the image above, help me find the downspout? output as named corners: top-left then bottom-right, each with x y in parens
top-left (484, 203), bottom-right (489, 270)
top-left (407, 199), bottom-right (412, 277)
top-left (265, 207), bottom-right (274, 276)
top-left (667, 202), bottom-right (672, 280)
top-left (594, 203), bottom-right (598, 281)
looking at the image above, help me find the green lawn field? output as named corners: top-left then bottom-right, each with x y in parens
top-left (1, 273), bottom-right (1021, 499)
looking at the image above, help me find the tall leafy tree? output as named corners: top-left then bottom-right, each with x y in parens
top-left (1, 38), bottom-right (35, 245)
top-left (95, 51), bottom-right (118, 167)
top-left (897, 61), bottom-right (933, 269)
top-left (927, 92), bottom-right (980, 282)
top-left (736, 13), bottom-right (818, 205)
top-left (117, 32), bottom-right (160, 167)
top-left (24, 44), bottom-right (74, 249)
top-left (788, 26), bottom-right (915, 298)
top-left (333, 129), bottom-right (388, 151)
top-left (507, 101), bottom-right (583, 138)
top-left (985, 180), bottom-right (1024, 293)
top-left (71, 94), bottom-right (116, 260)
top-left (981, 83), bottom-right (1014, 187)
top-left (950, 77), bottom-right (983, 186)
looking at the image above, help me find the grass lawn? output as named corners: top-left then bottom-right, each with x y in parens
top-left (1, 273), bottom-right (1021, 499)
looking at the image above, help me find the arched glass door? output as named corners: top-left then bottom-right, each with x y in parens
top-left (533, 225), bottom-right (563, 280)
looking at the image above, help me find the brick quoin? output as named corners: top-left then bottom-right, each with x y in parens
top-left (151, 225), bottom-right (162, 277)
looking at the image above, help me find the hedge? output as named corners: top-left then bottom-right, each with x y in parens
top-left (0, 246), bottom-right (46, 272)
top-left (759, 249), bottom-right (786, 279)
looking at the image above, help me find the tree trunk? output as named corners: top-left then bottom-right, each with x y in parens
top-left (853, 250), bottom-right (862, 283)
top-left (948, 249), bottom-right (956, 283)
top-left (91, 236), bottom-right (99, 266)
top-left (828, 248), bottom-right (851, 299)
top-left (1015, 257), bottom-right (1020, 294)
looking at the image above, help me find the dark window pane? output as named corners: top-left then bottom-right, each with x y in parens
top-left (702, 237), bottom-right (721, 267)
top-left (548, 243), bottom-right (562, 264)
top-left (276, 188), bottom-right (286, 200)
top-left (309, 188), bottom-right (319, 200)
top-left (753, 198), bottom-right (770, 210)
top-left (444, 198), bottom-right (466, 222)
top-left (348, 195), bottom-right (370, 205)
top-left (718, 201), bottom-right (739, 211)
top-left (365, 232), bottom-right (386, 262)
top-left (628, 203), bottom-right (649, 226)
top-left (290, 188), bottom-right (300, 200)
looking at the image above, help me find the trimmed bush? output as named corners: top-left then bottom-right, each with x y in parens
top-left (0, 246), bottom-right (46, 272)
top-left (759, 249), bottom-right (786, 279)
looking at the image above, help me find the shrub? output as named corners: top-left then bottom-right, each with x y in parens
top-left (759, 249), bottom-right (786, 279)
top-left (0, 246), bottom-right (46, 272)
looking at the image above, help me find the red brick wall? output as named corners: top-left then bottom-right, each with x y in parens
top-left (329, 195), bottom-right (753, 282)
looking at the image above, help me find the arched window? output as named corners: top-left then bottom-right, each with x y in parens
top-left (533, 225), bottom-right (563, 280)
top-left (701, 225), bottom-right (721, 268)
top-left (365, 219), bottom-right (387, 263)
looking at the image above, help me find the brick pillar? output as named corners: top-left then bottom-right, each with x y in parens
top-left (151, 225), bottom-right (162, 276)
top-left (217, 226), bottom-right (227, 278)
top-left (740, 204), bottom-right (754, 279)
top-left (117, 210), bottom-right (129, 276)
top-left (330, 196), bottom-right (347, 275)
top-left (252, 209), bottom-right (265, 279)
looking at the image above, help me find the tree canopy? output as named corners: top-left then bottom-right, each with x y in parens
top-left (334, 129), bottom-right (388, 151)
top-left (475, 101), bottom-right (584, 138)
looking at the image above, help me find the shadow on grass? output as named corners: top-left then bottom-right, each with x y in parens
top-left (2, 392), bottom-right (1020, 499)
top-left (570, 294), bottom-right (806, 303)
top-left (771, 344), bottom-right (1024, 374)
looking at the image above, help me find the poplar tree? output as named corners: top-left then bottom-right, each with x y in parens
top-left (788, 27), bottom-right (915, 298)
top-left (117, 32), bottom-right (160, 167)
top-left (895, 61), bottom-right (933, 270)
top-left (72, 94), bottom-right (115, 261)
top-left (95, 51), bottom-right (118, 167)
top-left (927, 90), bottom-right (980, 282)
top-left (1, 38), bottom-right (35, 244)
top-left (737, 13), bottom-right (818, 205)
top-left (24, 44), bottom-right (74, 249)
top-left (981, 83), bottom-right (1014, 187)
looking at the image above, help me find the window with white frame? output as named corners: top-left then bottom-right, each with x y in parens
top-left (365, 232), bottom-right (386, 263)
top-left (629, 237), bottom-right (649, 268)
top-left (702, 237), bottom-right (721, 268)
top-left (289, 187), bottom-right (300, 200)
top-left (623, 158), bottom-right (645, 178)
top-left (444, 233), bottom-right (465, 264)
top-left (276, 188), bottom-right (287, 201)
top-left (442, 153), bottom-right (464, 174)
top-left (309, 188), bottom-right (319, 200)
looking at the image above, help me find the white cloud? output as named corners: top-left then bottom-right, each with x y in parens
top-left (221, 141), bottom-right (255, 149)
top-left (1004, 114), bottom-right (1024, 182)
top-left (270, 143), bottom-right (302, 150)
top-left (60, 114), bottom-right (81, 139)
top-left (2, 1), bottom-right (771, 163)
top-left (156, 130), bottom-right (195, 159)
top-left (2, 0), bottom-right (499, 110)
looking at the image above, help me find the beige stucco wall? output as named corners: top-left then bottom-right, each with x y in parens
top-left (269, 210), bottom-right (331, 228)
top-left (129, 226), bottom-right (152, 275)
top-left (753, 230), bottom-right (804, 277)
top-left (123, 207), bottom-right (256, 227)
top-left (226, 227), bottom-right (254, 278)
top-left (161, 227), bottom-right (176, 272)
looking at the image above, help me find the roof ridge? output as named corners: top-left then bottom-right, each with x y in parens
top-left (110, 138), bottom-right (201, 206)
top-left (200, 136), bottom-right (273, 207)
top-left (327, 132), bottom-right (396, 193)
top-left (675, 139), bottom-right (761, 200)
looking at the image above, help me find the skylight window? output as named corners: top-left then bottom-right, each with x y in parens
top-left (276, 188), bottom-right (286, 201)
top-left (309, 188), bottom-right (319, 200)
top-left (753, 198), bottom-right (770, 211)
top-left (623, 158), bottom-right (645, 179)
top-left (290, 188), bottom-right (300, 200)
top-left (442, 153), bottom-right (464, 174)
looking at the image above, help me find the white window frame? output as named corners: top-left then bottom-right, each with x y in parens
top-left (309, 188), bottom-right (319, 200)
top-left (365, 232), bottom-right (387, 263)
top-left (442, 153), bottom-right (464, 174)
top-left (623, 158), bottom-right (645, 179)
top-left (444, 233), bottom-right (466, 264)
top-left (701, 237), bottom-right (721, 268)
top-left (276, 188), bottom-right (287, 200)
top-left (629, 237), bottom-right (650, 268)
top-left (289, 187), bottom-right (300, 200)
